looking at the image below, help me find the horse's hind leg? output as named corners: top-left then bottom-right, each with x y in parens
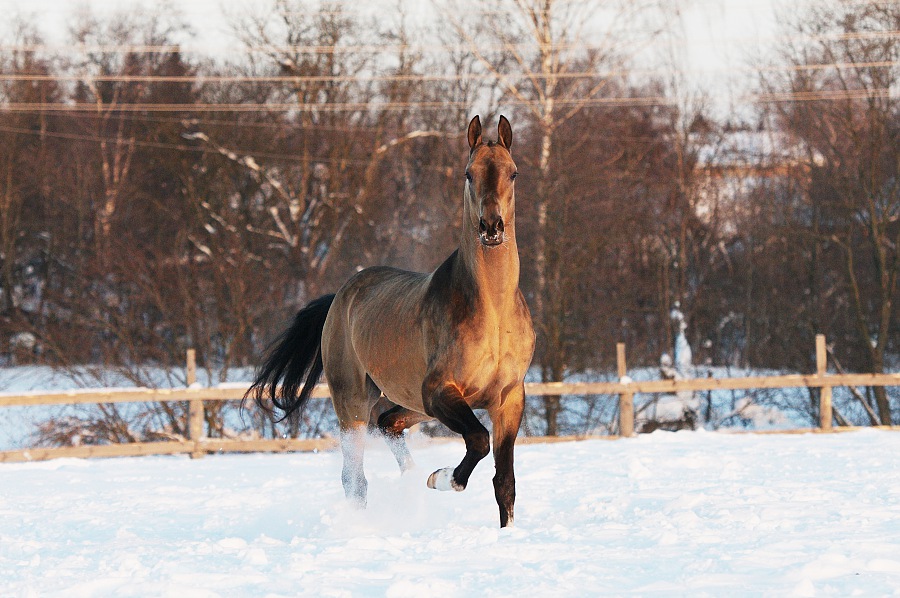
top-left (339, 422), bottom-right (367, 507)
top-left (424, 384), bottom-right (490, 492)
top-left (330, 375), bottom-right (376, 508)
top-left (376, 403), bottom-right (431, 473)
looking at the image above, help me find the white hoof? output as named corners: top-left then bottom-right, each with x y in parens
top-left (426, 467), bottom-right (464, 491)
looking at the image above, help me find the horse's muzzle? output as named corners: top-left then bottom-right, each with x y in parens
top-left (479, 216), bottom-right (504, 246)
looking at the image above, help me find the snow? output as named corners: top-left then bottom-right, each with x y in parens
top-left (670, 304), bottom-right (694, 377)
top-left (0, 365), bottom-right (260, 451)
top-left (3, 430), bottom-right (900, 596)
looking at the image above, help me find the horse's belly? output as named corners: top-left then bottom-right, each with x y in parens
top-left (374, 375), bottom-right (427, 412)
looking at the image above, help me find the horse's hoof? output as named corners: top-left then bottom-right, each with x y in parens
top-left (427, 467), bottom-right (464, 491)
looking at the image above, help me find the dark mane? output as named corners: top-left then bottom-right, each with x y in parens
top-left (422, 250), bottom-right (477, 326)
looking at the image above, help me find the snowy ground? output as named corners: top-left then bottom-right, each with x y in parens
top-left (3, 430), bottom-right (900, 597)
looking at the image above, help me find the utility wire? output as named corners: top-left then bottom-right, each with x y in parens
top-left (1, 29), bottom-right (899, 55)
top-left (0, 60), bottom-right (896, 84)
top-left (0, 87), bottom-right (894, 114)
top-left (0, 122), bottom-right (410, 167)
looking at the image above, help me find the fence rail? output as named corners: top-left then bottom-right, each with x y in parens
top-left (2, 335), bottom-right (898, 463)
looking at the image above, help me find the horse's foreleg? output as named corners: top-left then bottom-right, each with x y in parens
top-left (339, 423), bottom-right (368, 507)
top-left (377, 405), bottom-right (431, 473)
top-left (490, 384), bottom-right (525, 528)
top-left (425, 386), bottom-right (490, 492)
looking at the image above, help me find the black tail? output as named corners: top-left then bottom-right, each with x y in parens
top-left (245, 294), bottom-right (335, 421)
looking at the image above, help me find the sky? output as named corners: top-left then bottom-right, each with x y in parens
top-left (0, 0), bottom-right (782, 102)
top-left (679, 2), bottom-right (780, 86)
top-left (1, 0), bottom-right (239, 51)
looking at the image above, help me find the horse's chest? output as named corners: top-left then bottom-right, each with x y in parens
top-left (454, 320), bottom-right (531, 397)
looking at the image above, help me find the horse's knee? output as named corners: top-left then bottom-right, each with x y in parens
top-left (468, 429), bottom-right (491, 460)
top-left (377, 410), bottom-right (403, 437)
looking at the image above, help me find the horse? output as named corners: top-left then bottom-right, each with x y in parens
top-left (245, 115), bottom-right (535, 528)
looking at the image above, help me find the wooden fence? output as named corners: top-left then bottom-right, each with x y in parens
top-left (1, 335), bottom-right (898, 463)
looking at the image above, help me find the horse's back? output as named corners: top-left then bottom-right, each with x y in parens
top-left (333, 265), bottom-right (429, 328)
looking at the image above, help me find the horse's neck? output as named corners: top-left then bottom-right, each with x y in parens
top-left (457, 227), bottom-right (520, 311)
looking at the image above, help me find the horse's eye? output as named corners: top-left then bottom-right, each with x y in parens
top-left (465, 171), bottom-right (473, 183)
top-left (511, 172), bottom-right (518, 181)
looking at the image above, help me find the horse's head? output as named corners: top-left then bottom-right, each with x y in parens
top-left (465, 115), bottom-right (517, 247)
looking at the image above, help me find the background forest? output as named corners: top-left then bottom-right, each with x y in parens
top-left (0, 0), bottom-right (897, 439)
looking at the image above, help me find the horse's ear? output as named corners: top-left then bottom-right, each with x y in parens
top-left (497, 115), bottom-right (513, 151)
top-left (467, 115), bottom-right (483, 151)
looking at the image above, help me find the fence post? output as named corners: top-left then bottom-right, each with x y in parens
top-left (186, 349), bottom-right (205, 458)
top-left (816, 334), bottom-right (832, 431)
top-left (617, 343), bottom-right (634, 438)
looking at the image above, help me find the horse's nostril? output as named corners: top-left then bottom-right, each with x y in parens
top-left (479, 218), bottom-right (487, 232)
top-left (496, 218), bottom-right (504, 233)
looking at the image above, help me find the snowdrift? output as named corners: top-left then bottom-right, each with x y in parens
top-left (3, 430), bottom-right (900, 596)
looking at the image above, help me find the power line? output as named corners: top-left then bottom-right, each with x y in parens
top-left (0, 110), bottom-right (393, 134)
top-left (0, 109), bottom-right (686, 145)
top-left (1, 29), bottom-right (899, 56)
top-left (0, 60), bottom-right (896, 85)
top-left (0, 123), bottom-right (409, 167)
top-left (0, 87), bottom-right (894, 115)
top-left (0, 111), bottom-right (687, 145)
top-left (751, 87), bottom-right (895, 102)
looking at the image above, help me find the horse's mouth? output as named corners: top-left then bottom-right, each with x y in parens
top-left (480, 234), bottom-right (504, 247)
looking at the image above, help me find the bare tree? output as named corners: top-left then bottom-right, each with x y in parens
top-left (760, 0), bottom-right (899, 423)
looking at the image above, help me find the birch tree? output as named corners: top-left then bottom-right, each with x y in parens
top-left (445, 0), bottom-right (662, 434)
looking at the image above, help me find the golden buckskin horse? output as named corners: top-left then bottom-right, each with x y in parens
top-left (246, 115), bottom-right (535, 527)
